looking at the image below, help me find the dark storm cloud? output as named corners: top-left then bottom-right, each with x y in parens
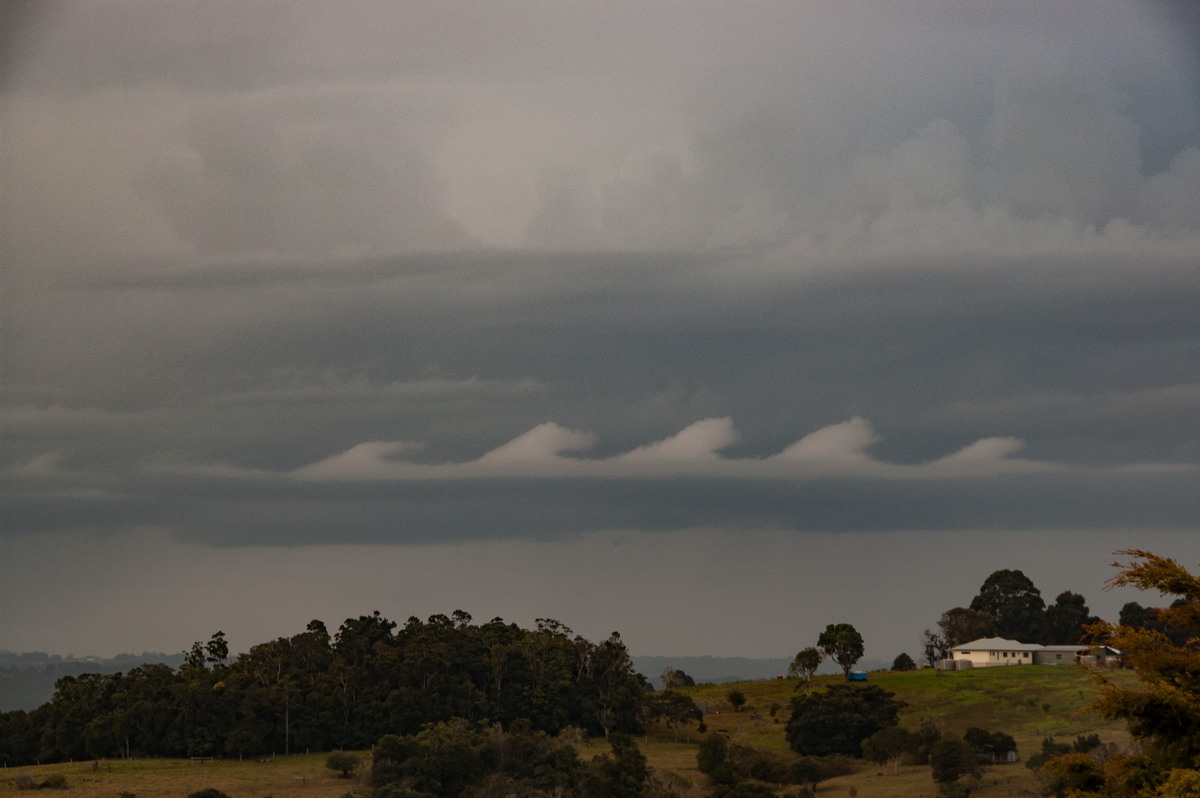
top-left (5, 247), bottom-right (1200, 545)
top-left (3, 0), bottom-right (1200, 658)
top-left (6, 466), bottom-right (1200, 547)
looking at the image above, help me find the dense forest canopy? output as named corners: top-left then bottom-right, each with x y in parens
top-left (0, 612), bottom-right (650, 766)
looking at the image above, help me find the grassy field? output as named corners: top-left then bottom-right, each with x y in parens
top-left (0, 665), bottom-right (1137, 798)
top-left (0, 754), bottom-right (366, 798)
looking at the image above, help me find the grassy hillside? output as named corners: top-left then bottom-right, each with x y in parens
top-left (646, 665), bottom-right (1135, 796)
top-left (0, 665), bottom-right (1137, 798)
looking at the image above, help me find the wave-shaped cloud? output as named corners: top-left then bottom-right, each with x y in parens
top-left (286, 417), bottom-right (1060, 482)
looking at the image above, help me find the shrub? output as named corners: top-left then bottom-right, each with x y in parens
top-left (14, 775), bottom-right (69, 791)
top-left (710, 784), bottom-right (778, 798)
top-left (785, 684), bottom-right (905, 757)
top-left (187, 790), bottom-right (231, 798)
top-left (1037, 752), bottom-right (1104, 796)
top-left (930, 736), bottom-right (986, 784)
top-left (1025, 737), bottom-right (1072, 771)
top-left (326, 751), bottom-right (361, 778)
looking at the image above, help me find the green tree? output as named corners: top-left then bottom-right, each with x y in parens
top-left (937, 606), bottom-right (995, 647)
top-left (929, 735), bottom-right (986, 784)
top-left (787, 647), bottom-right (823, 687)
top-left (584, 631), bottom-right (646, 738)
top-left (911, 717), bottom-right (944, 764)
top-left (969, 569), bottom-right (1046, 643)
top-left (1044, 590), bottom-right (1096, 644)
top-left (963, 727), bottom-right (1016, 763)
top-left (580, 733), bottom-right (647, 798)
top-left (920, 629), bottom-right (950, 669)
top-left (726, 689), bottom-right (747, 712)
top-left (785, 684), bottom-right (904, 757)
top-left (862, 725), bottom-right (916, 774)
top-left (205, 631), bottom-right (229, 668)
top-left (790, 756), bottom-right (834, 792)
top-left (643, 690), bottom-right (702, 742)
top-left (891, 652), bottom-right (916, 671)
top-left (696, 733), bottom-right (736, 786)
top-left (816, 623), bottom-right (864, 679)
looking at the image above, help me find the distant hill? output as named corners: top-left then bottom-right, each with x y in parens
top-left (0, 650), bottom-right (186, 711)
top-left (632, 654), bottom-right (890, 687)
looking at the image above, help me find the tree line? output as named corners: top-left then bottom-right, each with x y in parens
top-left (0, 612), bottom-right (652, 766)
top-left (915, 568), bottom-right (1106, 666)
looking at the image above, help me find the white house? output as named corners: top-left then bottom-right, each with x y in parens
top-left (945, 638), bottom-right (1122, 670)
top-left (950, 637), bottom-right (1045, 668)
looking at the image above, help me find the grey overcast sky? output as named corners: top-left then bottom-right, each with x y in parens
top-left (2, 1), bottom-right (1199, 663)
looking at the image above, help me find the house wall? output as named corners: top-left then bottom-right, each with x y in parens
top-left (952, 647), bottom-right (1034, 667)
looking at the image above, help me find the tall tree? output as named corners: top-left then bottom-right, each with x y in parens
top-left (817, 623), bottom-right (864, 679)
top-left (920, 629), bottom-right (950, 670)
top-left (937, 607), bottom-right (995, 646)
top-left (788, 647), bottom-right (823, 688)
top-left (969, 569), bottom-right (1046, 643)
top-left (584, 631), bottom-right (646, 739)
top-left (1044, 590), bottom-right (1097, 644)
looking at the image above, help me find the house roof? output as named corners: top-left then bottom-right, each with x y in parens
top-left (952, 637), bottom-right (1044, 652)
top-left (952, 637), bottom-right (1096, 653)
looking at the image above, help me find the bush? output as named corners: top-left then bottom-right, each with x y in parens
top-left (937, 780), bottom-right (972, 798)
top-left (791, 756), bottom-right (836, 789)
top-left (1025, 737), bottom-right (1072, 771)
top-left (14, 775), bottom-right (69, 791)
top-left (963, 727), bottom-right (1016, 761)
top-left (710, 784), bottom-right (778, 798)
top-left (187, 790), bottom-right (231, 798)
top-left (785, 684), bottom-right (905, 757)
top-left (326, 751), bottom-right (361, 778)
top-left (930, 736), bottom-right (986, 784)
top-left (697, 734), bottom-right (736, 786)
top-left (1037, 752), bottom-right (1104, 796)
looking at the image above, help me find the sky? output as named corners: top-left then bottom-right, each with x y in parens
top-left (2, 1), bottom-right (1199, 665)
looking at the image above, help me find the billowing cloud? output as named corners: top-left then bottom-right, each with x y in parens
top-left (189, 416), bottom-right (1193, 486)
top-left (3, 1), bottom-right (1199, 660)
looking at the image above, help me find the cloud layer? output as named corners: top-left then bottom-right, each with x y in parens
top-left (3, 1), bottom-right (1199, 659)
